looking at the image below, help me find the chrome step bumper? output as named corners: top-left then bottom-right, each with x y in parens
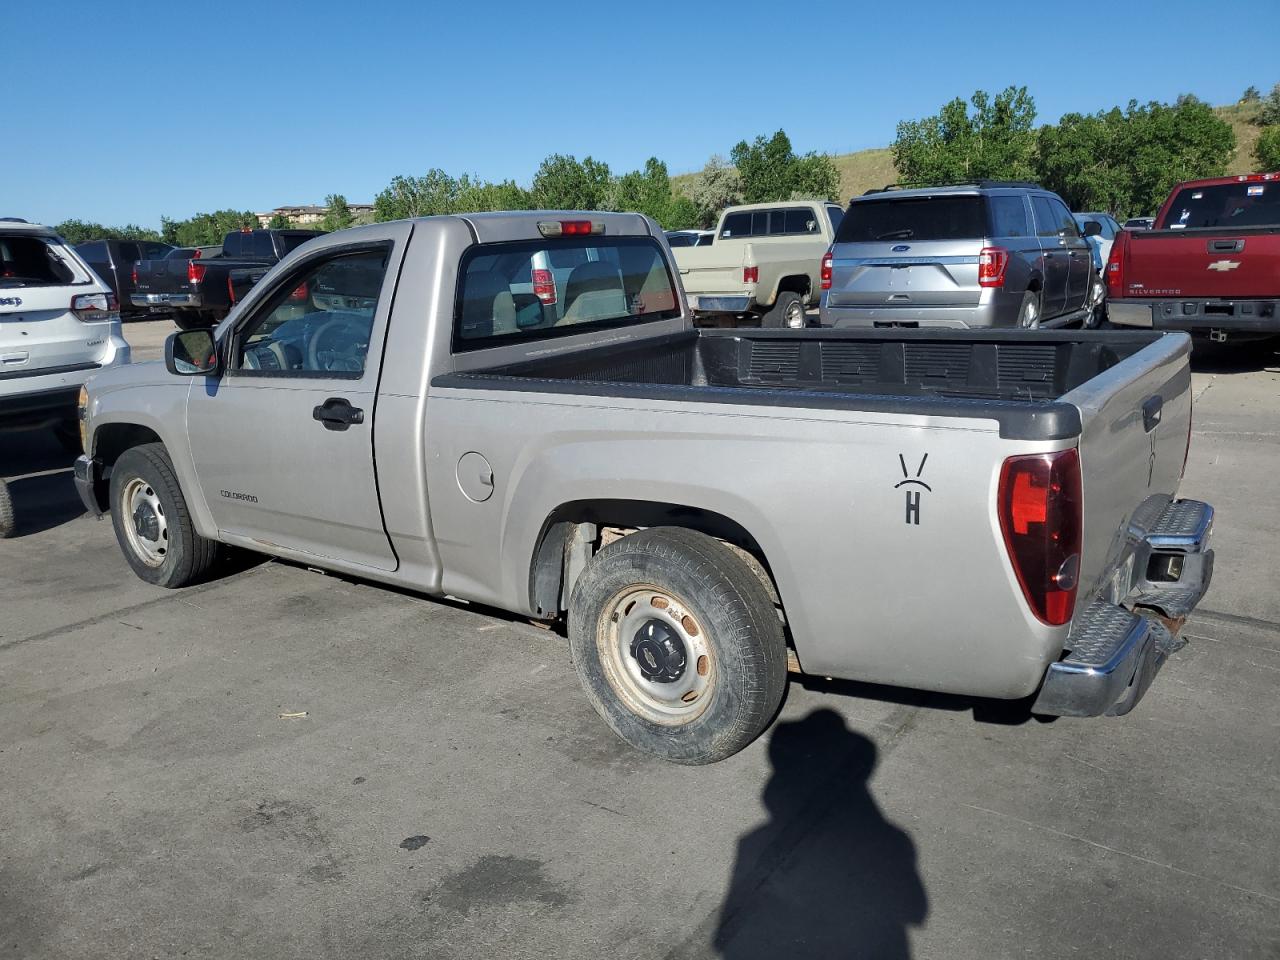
top-left (1034, 499), bottom-right (1213, 718)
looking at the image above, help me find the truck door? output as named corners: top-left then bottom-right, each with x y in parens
top-left (1047, 196), bottom-right (1092, 311)
top-left (185, 224), bottom-right (413, 571)
top-left (1031, 196), bottom-right (1071, 318)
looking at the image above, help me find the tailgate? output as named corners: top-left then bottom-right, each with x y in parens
top-left (827, 239), bottom-right (981, 308)
top-left (1126, 230), bottom-right (1280, 299)
top-left (673, 244), bottom-right (748, 294)
top-left (1065, 333), bottom-right (1192, 613)
top-left (0, 286), bottom-right (107, 376)
top-left (134, 259), bottom-right (186, 294)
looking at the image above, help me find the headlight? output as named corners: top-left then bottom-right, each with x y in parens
top-left (77, 385), bottom-right (89, 453)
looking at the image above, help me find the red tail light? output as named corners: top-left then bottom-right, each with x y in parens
top-left (532, 268), bottom-right (556, 305)
top-left (227, 275), bottom-right (237, 305)
top-left (188, 261), bottom-right (206, 284)
top-left (820, 250), bottom-right (833, 291)
top-left (131, 265), bottom-right (138, 285)
top-left (743, 266), bottom-right (759, 284)
top-left (1105, 231), bottom-right (1127, 299)
top-left (288, 282), bottom-right (308, 302)
top-left (998, 448), bottom-right (1083, 626)
top-left (70, 292), bottom-right (119, 322)
top-left (192, 248), bottom-right (203, 259)
top-left (978, 246), bottom-right (1009, 288)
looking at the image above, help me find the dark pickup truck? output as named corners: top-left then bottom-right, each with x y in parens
top-left (131, 229), bottom-right (323, 329)
top-left (1106, 172), bottom-right (1280, 342)
top-left (75, 239), bottom-right (173, 318)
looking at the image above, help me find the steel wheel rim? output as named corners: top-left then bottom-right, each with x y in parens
top-left (784, 300), bottom-right (805, 329)
top-left (598, 585), bottom-right (715, 725)
top-left (122, 477), bottom-right (169, 567)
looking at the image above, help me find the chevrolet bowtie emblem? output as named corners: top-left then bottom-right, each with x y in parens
top-left (1207, 260), bottom-right (1241, 271)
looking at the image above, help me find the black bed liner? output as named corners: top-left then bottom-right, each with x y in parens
top-left (433, 328), bottom-right (1169, 441)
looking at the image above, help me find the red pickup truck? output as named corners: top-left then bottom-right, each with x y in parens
top-left (1106, 172), bottom-right (1280, 342)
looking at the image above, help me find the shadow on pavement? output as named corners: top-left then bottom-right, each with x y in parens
top-left (796, 673), bottom-right (1050, 727)
top-left (1189, 338), bottom-right (1280, 374)
top-left (710, 709), bottom-right (927, 959)
top-left (0, 427), bottom-right (85, 538)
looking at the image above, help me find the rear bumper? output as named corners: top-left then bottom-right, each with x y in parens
top-left (132, 292), bottom-right (202, 308)
top-left (1033, 499), bottom-right (1214, 718)
top-left (1109, 298), bottom-right (1280, 336)
top-left (820, 297), bottom-right (1015, 329)
top-left (691, 295), bottom-right (753, 314)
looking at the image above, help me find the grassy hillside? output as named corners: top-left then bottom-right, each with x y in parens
top-left (675, 101), bottom-right (1268, 205)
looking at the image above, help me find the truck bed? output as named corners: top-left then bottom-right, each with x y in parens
top-left (437, 328), bottom-right (1168, 441)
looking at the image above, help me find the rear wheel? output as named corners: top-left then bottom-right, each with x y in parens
top-left (109, 443), bottom-right (218, 587)
top-left (762, 291), bottom-right (807, 329)
top-left (568, 527), bottom-right (787, 764)
top-left (1017, 290), bottom-right (1042, 329)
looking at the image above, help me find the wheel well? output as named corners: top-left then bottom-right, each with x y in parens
top-left (93, 423), bottom-right (163, 468)
top-left (528, 500), bottom-right (775, 618)
top-left (1026, 277), bottom-right (1042, 293)
top-left (776, 275), bottom-right (811, 298)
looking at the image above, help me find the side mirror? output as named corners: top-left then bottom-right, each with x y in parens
top-left (1082, 219), bottom-right (1103, 237)
top-left (165, 328), bottom-right (221, 376)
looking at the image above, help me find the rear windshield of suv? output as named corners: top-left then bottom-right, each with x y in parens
top-left (835, 196), bottom-right (986, 244)
top-left (0, 234), bottom-right (91, 288)
top-left (455, 236), bottom-right (679, 351)
top-left (1161, 182), bottom-right (1280, 229)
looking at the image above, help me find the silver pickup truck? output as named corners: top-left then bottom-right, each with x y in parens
top-left (73, 211), bottom-right (1214, 764)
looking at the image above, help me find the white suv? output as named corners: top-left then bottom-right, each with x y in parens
top-left (1, 219), bottom-right (130, 447)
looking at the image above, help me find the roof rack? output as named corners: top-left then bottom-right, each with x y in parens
top-left (860, 179), bottom-right (1043, 196)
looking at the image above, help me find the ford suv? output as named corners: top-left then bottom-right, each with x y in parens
top-left (820, 182), bottom-right (1104, 330)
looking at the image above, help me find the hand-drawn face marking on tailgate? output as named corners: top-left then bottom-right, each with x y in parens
top-left (894, 453), bottom-right (931, 526)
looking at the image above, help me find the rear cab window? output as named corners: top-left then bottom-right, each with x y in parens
top-left (835, 195), bottom-right (987, 244)
top-left (0, 233), bottom-right (94, 288)
top-left (1160, 182), bottom-right (1280, 229)
top-left (455, 235), bottom-right (679, 351)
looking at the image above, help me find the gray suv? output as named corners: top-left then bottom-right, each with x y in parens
top-left (820, 181), bottom-right (1104, 330)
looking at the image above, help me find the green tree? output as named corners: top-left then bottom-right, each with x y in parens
top-left (1256, 126), bottom-right (1280, 171)
top-left (892, 86), bottom-right (1038, 185)
top-left (52, 220), bottom-right (161, 245)
top-left (159, 210), bottom-right (257, 246)
top-left (374, 170), bottom-right (461, 221)
top-left (455, 177), bottom-right (532, 212)
top-left (686, 155), bottom-right (743, 227)
top-left (1035, 99), bottom-right (1235, 216)
top-left (1260, 83), bottom-right (1280, 126)
top-left (322, 194), bottom-right (355, 232)
top-left (531, 154), bottom-right (612, 210)
top-left (729, 131), bottom-right (840, 205)
top-left (266, 213), bottom-right (291, 229)
top-left (788, 152), bottom-right (841, 202)
top-left (665, 194), bottom-right (701, 231)
top-left (1241, 85), bottom-right (1261, 103)
top-left (604, 158), bottom-right (691, 228)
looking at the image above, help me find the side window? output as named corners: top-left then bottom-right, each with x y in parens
top-left (783, 208), bottom-right (820, 234)
top-left (77, 240), bottom-right (106, 262)
top-left (234, 247), bottom-right (389, 378)
top-left (720, 212), bottom-right (751, 238)
top-left (989, 196), bottom-right (1030, 238)
top-left (1031, 197), bottom-right (1063, 238)
top-left (826, 206), bottom-right (845, 233)
top-left (252, 233), bottom-right (277, 258)
top-left (1050, 199), bottom-right (1080, 237)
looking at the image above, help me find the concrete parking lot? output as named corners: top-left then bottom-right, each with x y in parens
top-left (2, 320), bottom-right (1278, 959)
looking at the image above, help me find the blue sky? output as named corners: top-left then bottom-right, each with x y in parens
top-left (5, 0), bottom-right (1278, 229)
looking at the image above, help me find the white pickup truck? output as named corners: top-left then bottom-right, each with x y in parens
top-left (75, 211), bottom-right (1214, 763)
top-left (673, 200), bottom-right (843, 328)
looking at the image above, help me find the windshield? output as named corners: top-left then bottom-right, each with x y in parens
top-left (835, 196), bottom-right (985, 243)
top-left (455, 235), bottom-right (679, 351)
top-left (0, 234), bottom-right (91, 288)
top-left (1161, 182), bottom-right (1280, 229)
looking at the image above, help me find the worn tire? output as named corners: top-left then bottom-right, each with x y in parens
top-left (568, 527), bottom-right (787, 764)
top-left (762, 291), bottom-right (807, 329)
top-left (1017, 290), bottom-right (1042, 329)
top-left (109, 443), bottom-right (218, 588)
top-left (0, 480), bottom-right (14, 539)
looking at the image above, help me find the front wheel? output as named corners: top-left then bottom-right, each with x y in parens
top-left (109, 443), bottom-right (219, 587)
top-left (568, 528), bottom-right (788, 764)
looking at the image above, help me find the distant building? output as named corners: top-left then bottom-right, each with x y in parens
top-left (255, 203), bottom-right (374, 227)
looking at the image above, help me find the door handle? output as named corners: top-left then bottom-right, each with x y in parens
top-left (312, 397), bottom-right (364, 431)
top-left (1142, 396), bottom-right (1163, 433)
